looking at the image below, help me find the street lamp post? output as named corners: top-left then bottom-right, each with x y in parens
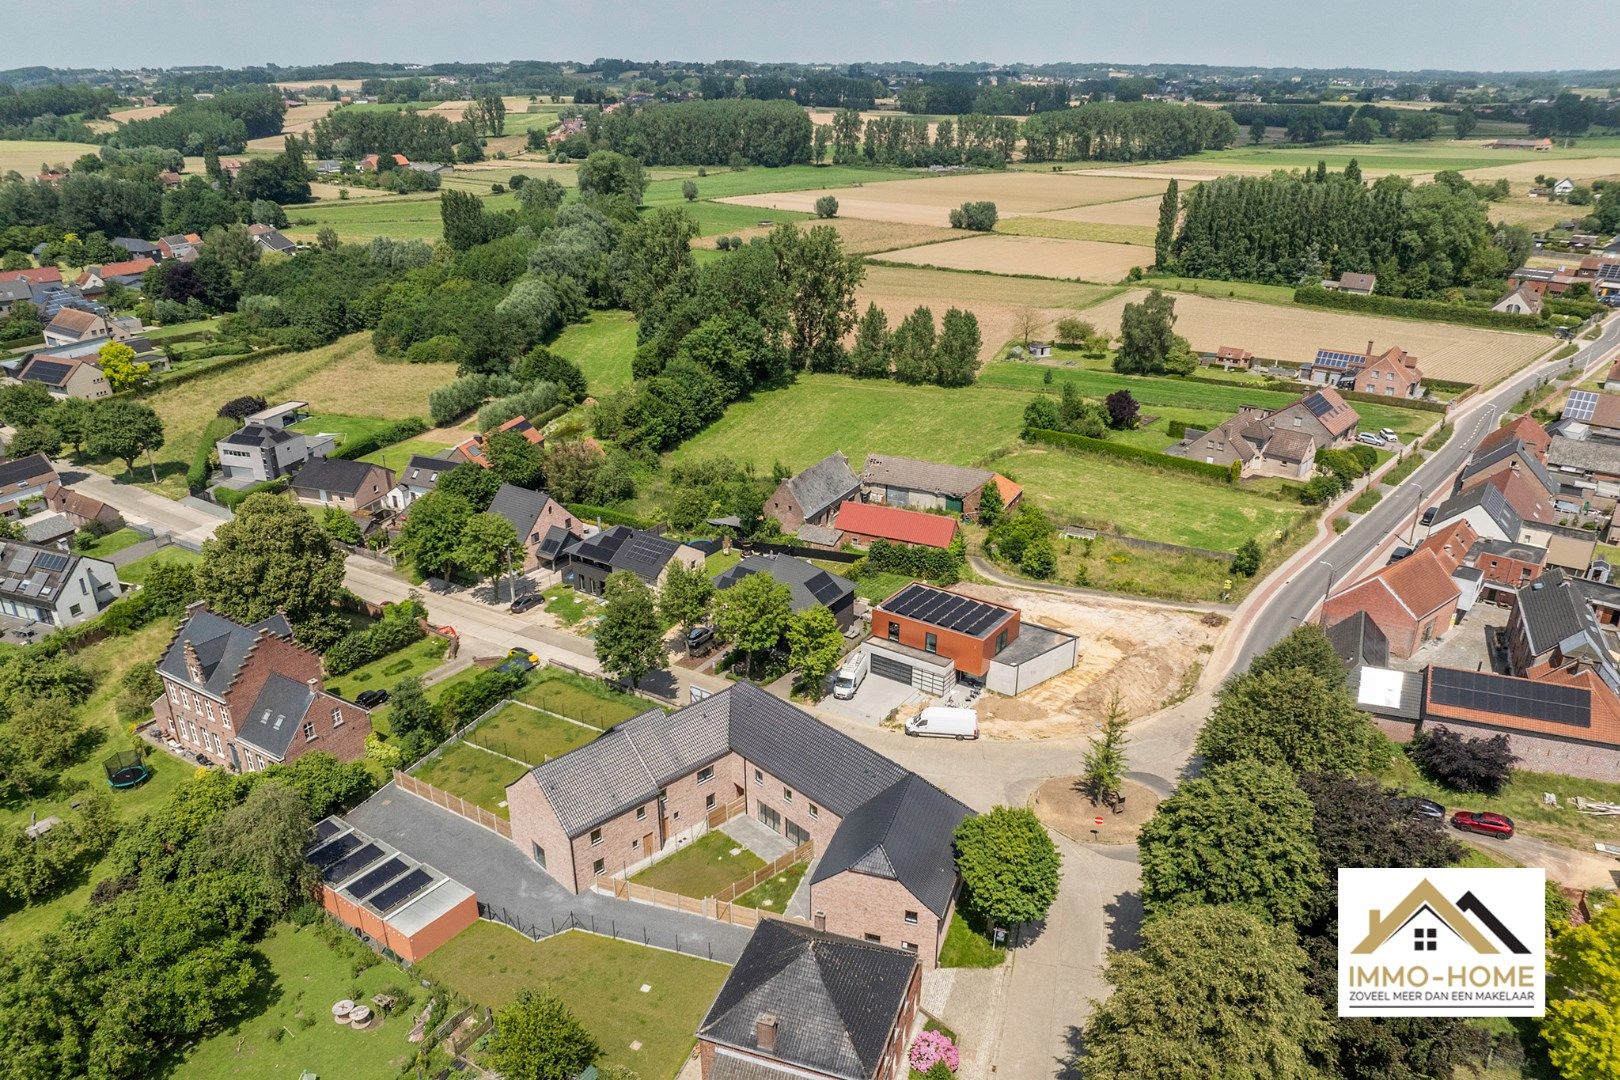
top-left (1403, 483), bottom-right (1426, 546)
top-left (1315, 559), bottom-right (1336, 624)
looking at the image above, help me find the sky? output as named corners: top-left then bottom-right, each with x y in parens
top-left (4, 0), bottom-right (1603, 73)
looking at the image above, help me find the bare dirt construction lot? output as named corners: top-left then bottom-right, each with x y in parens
top-left (857, 265), bottom-right (1118, 358)
top-left (947, 582), bottom-right (1220, 740)
top-left (696, 218), bottom-right (956, 255)
top-left (1082, 289), bottom-right (1552, 385)
top-left (1032, 777), bottom-right (1161, 845)
top-left (876, 233), bottom-right (1154, 283)
top-left (720, 172), bottom-right (1168, 227)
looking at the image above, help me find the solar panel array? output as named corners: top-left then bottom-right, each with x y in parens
top-left (369, 868), bottom-right (433, 914)
top-left (1597, 262), bottom-right (1620, 283)
top-left (1429, 667), bottom-right (1591, 727)
top-left (1313, 349), bottom-right (1365, 370)
top-left (807, 572), bottom-right (848, 606)
top-left (35, 553), bottom-right (69, 574)
top-left (25, 361), bottom-right (73, 385)
top-left (613, 530), bottom-right (678, 579)
top-left (310, 818), bottom-right (342, 845)
top-left (881, 582), bottom-right (1011, 637)
top-left (1564, 390), bottom-right (1601, 423)
top-left (1304, 392), bottom-right (1336, 417)
top-left (307, 831), bottom-right (362, 869)
top-left (345, 855), bottom-right (409, 900)
top-left (322, 841), bottom-right (383, 884)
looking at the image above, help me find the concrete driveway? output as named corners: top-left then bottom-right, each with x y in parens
top-left (817, 670), bottom-right (921, 727)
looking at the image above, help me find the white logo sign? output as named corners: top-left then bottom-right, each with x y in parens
top-left (1338, 867), bottom-right (1545, 1017)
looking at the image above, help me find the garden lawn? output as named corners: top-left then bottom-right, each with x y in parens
top-left (680, 200), bottom-right (810, 237)
top-left (117, 547), bottom-right (202, 585)
top-left (540, 584), bottom-right (591, 626)
top-left (323, 635), bottom-right (452, 703)
top-left (468, 702), bottom-right (601, 764)
top-left (291, 413), bottom-right (401, 453)
top-left (990, 445), bottom-right (1309, 552)
top-left (360, 436), bottom-right (458, 473)
top-left (515, 669), bottom-right (650, 728)
top-left (72, 526), bottom-right (145, 560)
top-left (161, 922), bottom-right (418, 1080)
top-left (938, 912), bottom-right (1006, 968)
top-left (705, 550), bottom-right (743, 576)
top-left (412, 741), bottom-right (529, 817)
top-left (550, 310), bottom-right (637, 393)
top-left (630, 830), bottom-right (766, 899)
top-left (732, 861), bottom-right (807, 912)
top-left (1380, 751), bottom-right (1620, 850)
top-left (420, 922), bottom-right (730, 1079)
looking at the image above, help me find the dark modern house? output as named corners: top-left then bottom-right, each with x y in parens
top-left (557, 525), bottom-right (704, 596)
top-left (714, 554), bottom-right (856, 629)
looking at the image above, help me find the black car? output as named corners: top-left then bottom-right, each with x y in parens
top-left (356, 689), bottom-right (389, 709)
top-left (510, 593), bottom-right (542, 614)
top-left (1408, 796), bottom-right (1445, 820)
top-left (687, 625), bottom-right (715, 656)
top-left (1420, 506), bottom-right (1438, 526)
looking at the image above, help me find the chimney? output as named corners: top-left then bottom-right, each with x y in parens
top-left (1367, 340), bottom-right (1374, 357)
top-left (307, 677), bottom-right (318, 690)
top-left (183, 640), bottom-right (203, 683)
top-left (755, 1014), bottom-right (779, 1054)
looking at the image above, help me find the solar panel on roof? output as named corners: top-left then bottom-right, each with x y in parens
top-left (1564, 390), bottom-right (1601, 423)
top-left (808, 575), bottom-right (846, 605)
top-left (346, 856), bottom-right (409, 901)
top-left (1314, 350), bottom-right (1363, 369)
top-left (1305, 393), bottom-right (1335, 417)
top-left (310, 818), bottom-right (342, 845)
top-left (883, 583), bottom-right (1009, 637)
top-left (307, 831), bottom-right (361, 869)
top-left (321, 841), bottom-right (383, 884)
top-left (35, 553), bottom-right (69, 573)
top-left (1429, 668), bottom-right (1590, 727)
top-left (369, 868), bottom-right (433, 913)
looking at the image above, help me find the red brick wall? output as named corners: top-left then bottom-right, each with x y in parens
top-left (873, 608), bottom-right (1018, 678)
top-left (813, 871), bottom-right (944, 969)
top-left (1323, 589), bottom-right (1456, 660)
top-left (1423, 717), bottom-right (1620, 782)
top-left (1473, 554), bottom-right (1542, 593)
top-left (764, 479), bottom-right (807, 533)
top-left (394, 889), bottom-right (479, 962)
top-left (743, 757), bottom-right (844, 853)
top-left (519, 501), bottom-right (584, 571)
top-left (507, 771), bottom-right (582, 891)
top-left (282, 691), bottom-right (371, 765)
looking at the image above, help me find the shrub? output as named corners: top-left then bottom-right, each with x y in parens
top-left (438, 667), bottom-right (525, 730)
top-left (217, 395), bottom-right (266, 421)
top-left (1294, 285), bottom-right (1548, 333)
top-left (948, 201), bottom-right (998, 231)
top-left (428, 373), bottom-right (522, 426)
top-left (910, 1030), bottom-right (960, 1074)
top-left (1410, 726), bottom-right (1516, 794)
top-left (330, 417), bottom-right (428, 460)
top-left (1026, 428), bottom-right (1233, 483)
top-left (214, 476), bottom-right (288, 510)
top-left (866, 538), bottom-right (964, 584)
top-left (814, 195), bottom-right (838, 219)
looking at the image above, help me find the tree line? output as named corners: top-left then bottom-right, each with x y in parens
top-left (1168, 167), bottom-right (1511, 297)
top-left (586, 98), bottom-right (813, 167)
top-left (109, 89), bottom-right (287, 155)
top-left (306, 107), bottom-right (484, 164)
top-left (1020, 101), bottom-right (1240, 162)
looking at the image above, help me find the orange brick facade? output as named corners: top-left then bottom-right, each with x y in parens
top-left (813, 870), bottom-right (953, 969)
top-left (873, 607), bottom-right (1018, 678)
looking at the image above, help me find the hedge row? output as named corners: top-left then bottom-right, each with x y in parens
top-left (565, 503), bottom-right (653, 528)
top-left (1026, 428), bottom-right (1234, 483)
top-left (1337, 388), bottom-right (1447, 413)
top-left (215, 476), bottom-right (288, 510)
top-left (1293, 286), bottom-right (1551, 333)
top-left (189, 416), bottom-right (240, 493)
top-left (142, 345), bottom-right (293, 396)
top-left (865, 538), bottom-right (963, 584)
top-left (331, 417), bottom-right (429, 461)
top-left (324, 611), bottom-right (426, 677)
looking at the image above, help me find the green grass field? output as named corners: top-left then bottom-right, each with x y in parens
top-left (515, 671), bottom-right (649, 727)
top-left (1185, 139), bottom-right (1597, 174)
top-left (641, 164), bottom-right (914, 206)
top-left (283, 190), bottom-right (519, 242)
top-left (412, 741), bottom-right (528, 817)
top-left (550, 310), bottom-right (637, 393)
top-left (630, 830), bottom-right (766, 899)
top-left (468, 702), bottom-right (601, 764)
top-left (420, 922), bottom-right (729, 1080)
top-left (733, 861), bottom-right (807, 912)
top-left (323, 635), bottom-right (452, 703)
top-left (291, 412), bottom-right (402, 453)
top-left (117, 546), bottom-right (202, 585)
top-left (359, 435), bottom-right (459, 473)
top-left (161, 922), bottom-right (419, 1080)
top-left (1135, 275), bottom-right (1300, 306)
top-left (678, 199), bottom-right (810, 237)
top-left (996, 216), bottom-right (1157, 246)
top-left (938, 912), bottom-right (1006, 968)
top-left (71, 526), bottom-right (145, 560)
top-left (1381, 750), bottom-right (1620, 850)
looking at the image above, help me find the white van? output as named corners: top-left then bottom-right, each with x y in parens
top-left (905, 706), bottom-right (980, 740)
top-left (832, 650), bottom-right (870, 700)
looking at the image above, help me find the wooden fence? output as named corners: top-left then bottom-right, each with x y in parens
top-left (606, 840), bottom-right (814, 929)
top-left (393, 770), bottom-right (512, 838)
top-left (714, 842), bottom-right (814, 904)
top-left (706, 796), bottom-right (746, 830)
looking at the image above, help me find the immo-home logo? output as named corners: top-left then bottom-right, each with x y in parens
top-left (1338, 868), bottom-right (1544, 1017)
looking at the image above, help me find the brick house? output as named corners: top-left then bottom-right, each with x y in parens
top-left (860, 454), bottom-right (1020, 520)
top-left (1322, 522), bottom-right (1478, 659)
top-left (487, 483), bottom-right (583, 571)
top-left (152, 604), bottom-right (371, 772)
top-left (289, 458), bottom-right (394, 512)
top-left (867, 582), bottom-right (1077, 696)
top-left (556, 524), bottom-right (704, 596)
top-left (0, 454), bottom-right (61, 518)
top-left (1467, 538), bottom-right (1547, 605)
top-left (763, 451), bottom-right (861, 535)
top-left (1428, 481), bottom-right (1524, 544)
top-left (1352, 348), bottom-right (1424, 399)
top-left (1504, 569), bottom-right (1620, 686)
top-left (14, 354), bottom-right (113, 400)
top-left (1478, 416), bottom-right (1552, 462)
top-left (696, 919), bottom-right (921, 1080)
top-left (1169, 405), bottom-right (1318, 480)
top-left (1420, 666), bottom-right (1620, 782)
top-left (449, 415), bottom-right (544, 467)
top-left (504, 683), bottom-right (971, 967)
top-left (384, 454), bottom-right (459, 511)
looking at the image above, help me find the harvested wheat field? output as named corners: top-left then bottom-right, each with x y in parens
top-left (1083, 290), bottom-right (1551, 385)
top-left (857, 265), bottom-right (1118, 358)
top-left (876, 233), bottom-right (1154, 283)
top-left (696, 217), bottom-right (955, 254)
top-left (949, 582), bottom-right (1219, 739)
top-left (247, 101), bottom-right (339, 151)
top-left (306, 182), bottom-right (397, 200)
top-left (107, 104), bottom-right (173, 124)
top-left (720, 172), bottom-right (1168, 227)
top-left (1073, 159), bottom-right (1424, 183)
top-left (1489, 188), bottom-right (1591, 230)
top-left (806, 109), bottom-right (945, 142)
top-left (1462, 157), bottom-right (1620, 183)
top-left (1041, 194), bottom-right (1170, 226)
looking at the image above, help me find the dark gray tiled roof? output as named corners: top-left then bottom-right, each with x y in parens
top-left (1461, 439), bottom-right (1556, 496)
top-left (536, 524), bottom-right (571, 559)
top-left (1433, 481), bottom-right (1522, 539)
top-left (527, 706), bottom-right (701, 836)
top-left (401, 455), bottom-right (457, 488)
top-left (1327, 611), bottom-right (1390, 669)
top-left (811, 773), bottom-right (969, 916)
top-left (290, 457), bottom-right (382, 497)
top-left (157, 607), bottom-right (295, 697)
top-left (0, 539), bottom-right (89, 607)
top-left (862, 454), bottom-right (991, 498)
top-left (714, 555), bottom-right (854, 614)
top-left (1514, 570), bottom-right (1614, 676)
top-left (699, 919), bottom-right (918, 1080)
top-left (238, 672), bottom-right (315, 758)
top-left (488, 483), bottom-right (553, 537)
top-left (0, 454), bottom-right (57, 489)
top-left (786, 452), bottom-right (860, 522)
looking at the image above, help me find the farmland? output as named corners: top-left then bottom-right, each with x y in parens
top-left (875, 233), bottom-right (1155, 283)
top-left (0, 139), bottom-right (103, 174)
top-left (1078, 289), bottom-right (1553, 385)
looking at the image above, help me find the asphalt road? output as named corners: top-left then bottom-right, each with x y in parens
top-left (1234, 318), bottom-right (1620, 672)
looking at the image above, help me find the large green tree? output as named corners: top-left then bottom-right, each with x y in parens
top-left (1137, 758), bottom-right (1325, 925)
top-left (1153, 177), bottom-right (1179, 269)
top-left (194, 493), bottom-right (344, 626)
top-left (768, 222), bottom-right (863, 371)
top-left (1197, 666), bottom-right (1382, 776)
top-left (712, 571), bottom-right (792, 677)
top-left (85, 398), bottom-right (165, 481)
top-left (1542, 904), bottom-right (1620, 1080)
top-left (786, 604), bottom-right (844, 694)
top-left (1082, 905), bottom-right (1331, 1079)
top-left (658, 561), bottom-right (715, 641)
top-left (393, 491), bottom-right (474, 580)
top-left (593, 571), bottom-right (666, 688)
top-left (455, 512), bottom-right (520, 601)
top-left (1248, 623), bottom-right (1346, 684)
top-left (1114, 289), bottom-right (1191, 376)
top-left (954, 806), bottom-right (1061, 927)
top-left (487, 990), bottom-right (601, 1080)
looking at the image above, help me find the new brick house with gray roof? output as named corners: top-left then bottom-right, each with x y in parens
top-left (487, 483), bottom-right (583, 571)
top-left (152, 603), bottom-right (371, 772)
top-left (505, 682), bottom-right (972, 966)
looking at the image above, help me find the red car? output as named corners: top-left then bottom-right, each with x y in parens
top-left (1450, 811), bottom-right (1515, 839)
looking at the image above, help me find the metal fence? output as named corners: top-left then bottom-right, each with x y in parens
top-left (476, 903), bottom-right (724, 962)
top-left (393, 770), bottom-right (513, 838)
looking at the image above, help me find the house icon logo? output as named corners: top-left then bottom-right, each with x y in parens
top-left (1337, 868), bottom-right (1544, 1018)
top-left (1350, 878), bottom-right (1530, 957)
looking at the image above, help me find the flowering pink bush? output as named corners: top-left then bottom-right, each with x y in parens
top-left (909, 1029), bottom-right (960, 1073)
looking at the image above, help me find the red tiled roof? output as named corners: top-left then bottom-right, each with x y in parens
top-left (1426, 666), bottom-right (1620, 748)
top-left (3, 267), bottom-right (62, 285)
top-left (1333, 549), bottom-right (1459, 621)
top-left (1477, 415), bottom-right (1550, 459)
top-left (833, 502), bottom-right (958, 549)
top-left (1480, 469), bottom-right (1557, 525)
top-left (1303, 386), bottom-right (1359, 438)
top-left (991, 474), bottom-right (1022, 507)
top-left (1588, 393), bottom-right (1620, 430)
top-left (1416, 520), bottom-right (1479, 573)
top-left (93, 258), bottom-right (156, 279)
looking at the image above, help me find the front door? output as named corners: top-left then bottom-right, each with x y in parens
top-left (758, 804), bottom-right (781, 833)
top-left (642, 832), bottom-right (654, 855)
top-left (786, 821), bottom-right (809, 846)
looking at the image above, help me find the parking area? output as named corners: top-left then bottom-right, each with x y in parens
top-left (1399, 602), bottom-right (1512, 674)
top-left (817, 665), bottom-right (927, 727)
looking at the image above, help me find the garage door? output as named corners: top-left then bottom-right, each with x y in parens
top-left (871, 653), bottom-right (914, 685)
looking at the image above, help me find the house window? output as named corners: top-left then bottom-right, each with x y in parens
top-left (924, 633), bottom-right (937, 654)
top-left (303, 723), bottom-right (316, 741)
top-left (809, 803), bottom-right (818, 818)
top-left (697, 765), bottom-right (713, 785)
top-left (705, 793), bottom-right (716, 810)
top-left (593, 858), bottom-right (605, 876)
top-left (168, 684), bottom-right (179, 703)
top-left (590, 828), bottom-right (603, 846)
top-left (904, 910), bottom-right (919, 925)
top-left (995, 629), bottom-right (1008, 654)
top-left (331, 708), bottom-right (343, 727)
top-left (221, 707), bottom-right (231, 729)
top-left (532, 843), bottom-right (546, 868)
top-left (887, 621), bottom-right (900, 641)
top-left (205, 701), bottom-right (214, 721)
top-left (864, 933), bottom-right (882, 943)
top-left (672, 810), bottom-right (681, 821)
top-left (783, 787), bottom-right (793, 802)
top-left (69, 603), bottom-right (82, 617)
top-left (631, 837), bottom-right (639, 849)
top-left (902, 941), bottom-right (918, 953)
top-left (636, 806), bottom-right (646, 822)
top-left (754, 768), bottom-right (763, 785)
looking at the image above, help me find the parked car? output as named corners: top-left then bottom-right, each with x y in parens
top-left (510, 593), bottom-right (542, 614)
top-left (356, 689), bottom-right (389, 709)
top-left (1356, 432), bottom-right (1387, 447)
top-left (905, 705), bottom-right (979, 740)
top-left (1379, 427), bottom-right (1399, 443)
top-left (832, 650), bottom-right (870, 700)
top-left (1407, 796), bottom-right (1445, 820)
top-left (497, 647), bottom-right (539, 675)
top-left (687, 625), bottom-right (715, 656)
top-left (1450, 810), bottom-right (1515, 838)
top-left (1388, 545), bottom-right (1414, 563)
top-left (1421, 506), bottom-right (1438, 526)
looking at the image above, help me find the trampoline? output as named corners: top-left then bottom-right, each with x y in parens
top-left (103, 750), bottom-right (150, 790)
